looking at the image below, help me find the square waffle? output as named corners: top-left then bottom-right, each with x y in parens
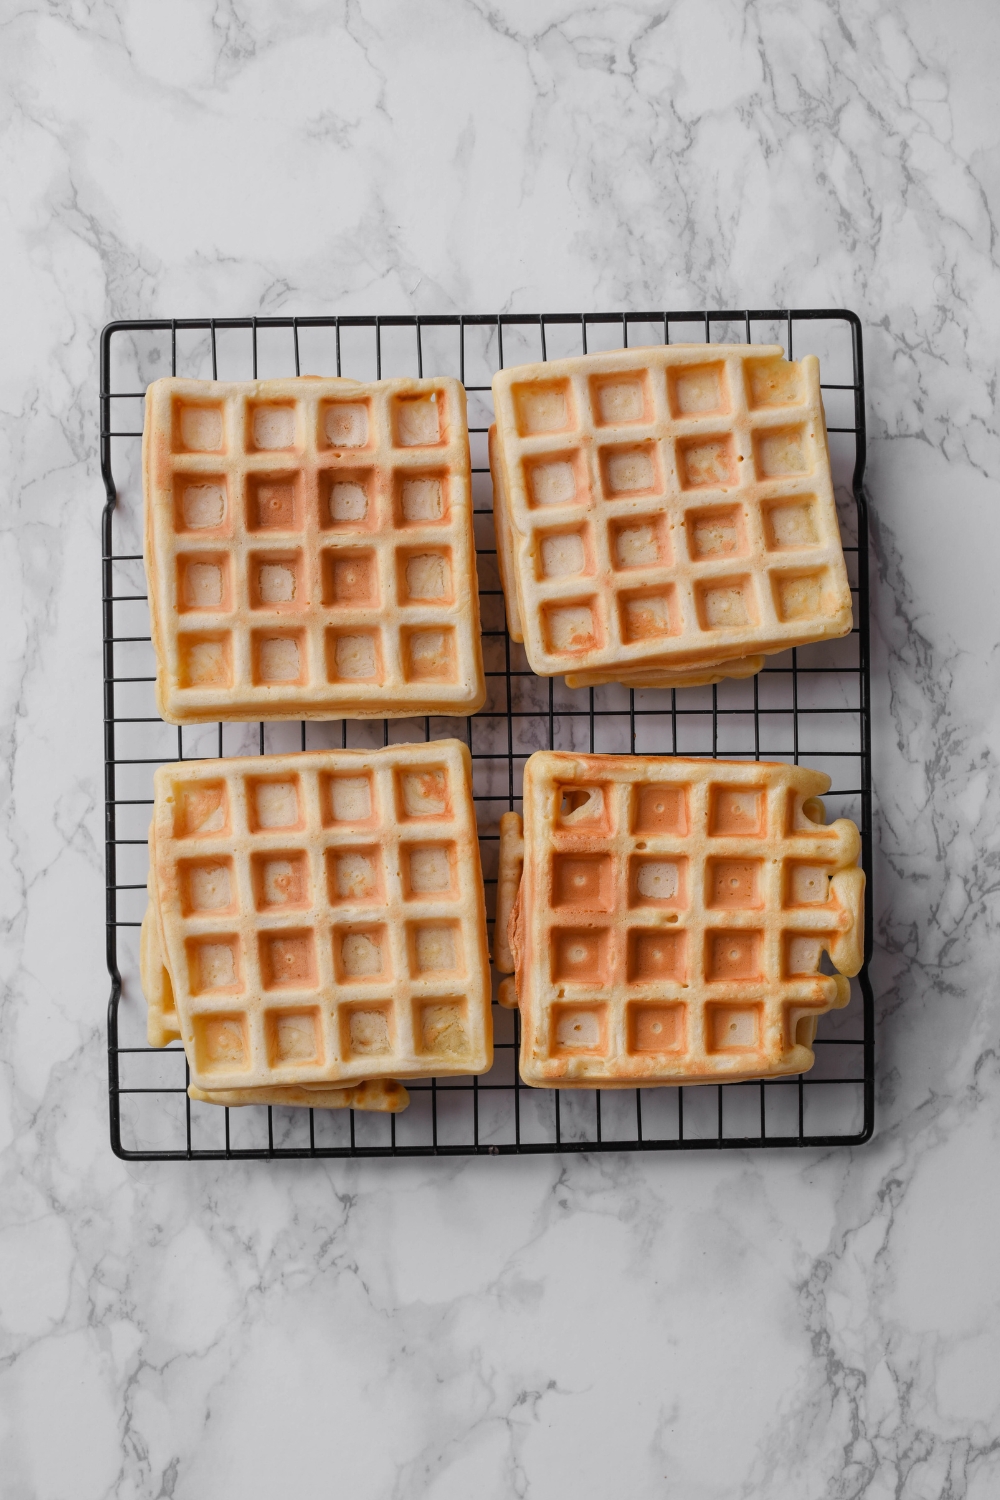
top-left (142, 739), bottom-right (492, 1101)
top-left (493, 752), bottom-right (864, 1087)
top-left (489, 345), bottom-right (853, 684)
top-left (143, 376), bottom-right (485, 723)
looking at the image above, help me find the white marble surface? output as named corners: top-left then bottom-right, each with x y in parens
top-left (2, 1), bottom-right (999, 1495)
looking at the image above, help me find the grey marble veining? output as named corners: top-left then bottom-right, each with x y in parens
top-left (1, 1), bottom-right (999, 1495)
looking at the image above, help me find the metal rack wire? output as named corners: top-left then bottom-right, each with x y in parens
top-left (102, 308), bottom-right (873, 1158)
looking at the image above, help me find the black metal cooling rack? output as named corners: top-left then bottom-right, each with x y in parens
top-left (102, 308), bottom-right (873, 1159)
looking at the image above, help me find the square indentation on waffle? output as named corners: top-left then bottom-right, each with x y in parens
top-left (708, 785), bottom-right (767, 837)
top-left (246, 402), bottom-right (298, 452)
top-left (259, 928), bottom-right (318, 990)
top-left (551, 927), bottom-right (611, 985)
top-left (555, 780), bottom-right (611, 833)
top-left (248, 551), bottom-right (306, 612)
top-left (753, 425), bottom-right (813, 479)
top-left (187, 935), bottom-right (243, 996)
top-left (392, 391), bottom-right (448, 447)
top-left (694, 575), bottom-right (758, 632)
top-left (618, 586), bottom-right (680, 645)
top-left (783, 861), bottom-right (833, 907)
top-left (320, 398), bottom-right (372, 451)
top-left (761, 495), bottom-right (820, 551)
top-left (667, 361), bottom-right (729, 419)
top-left (783, 932), bottom-right (834, 977)
top-left (705, 929), bottom-right (764, 982)
top-left (536, 525), bottom-right (596, 582)
top-left (599, 441), bottom-right (663, 499)
top-left (608, 514), bottom-right (670, 572)
top-left (676, 433), bottom-right (739, 490)
top-left (250, 850), bottom-right (311, 911)
top-left (265, 1008), bottom-right (323, 1068)
top-left (629, 855), bottom-right (687, 909)
top-left (178, 857), bottom-right (238, 917)
top-left (150, 742), bottom-right (491, 1091)
top-left (632, 782), bottom-right (688, 836)
top-left (341, 1002), bottom-right (394, 1058)
top-left (685, 504), bottom-right (747, 562)
top-left (490, 345), bottom-right (853, 677)
top-left (251, 629), bottom-right (308, 686)
top-left (246, 471), bottom-right (304, 533)
top-left (706, 1003), bottom-right (763, 1054)
top-left (707, 857), bottom-right (765, 910)
top-left (551, 1003), bottom-right (609, 1055)
top-left (246, 775), bottom-right (304, 832)
top-left (401, 842), bottom-right (457, 900)
top-left (542, 598), bottom-right (604, 657)
top-left (511, 752), bottom-right (864, 1087)
top-left (770, 568), bottom-right (835, 624)
top-left (512, 378), bottom-right (576, 436)
top-left (325, 627), bottom-right (383, 685)
top-left (395, 763), bottom-right (451, 820)
top-left (524, 450), bottom-right (589, 509)
top-left (407, 920), bottom-right (464, 979)
top-left (627, 929), bottom-right (686, 983)
top-left (320, 771), bottom-right (376, 827)
top-left (326, 846), bottom-right (383, 905)
top-left (397, 548), bottom-right (453, 604)
top-left (394, 471), bottom-right (451, 527)
top-left (172, 778), bottom-right (230, 838)
top-left (401, 626), bottom-right (458, 685)
top-left (627, 1001), bottom-right (686, 1054)
top-left (173, 401), bottom-right (226, 454)
top-left (415, 999), bottom-right (470, 1059)
top-left (144, 376), bottom-right (484, 721)
top-left (192, 1012), bottom-right (250, 1074)
top-left (177, 632), bottom-right (234, 690)
top-left (552, 853), bottom-right (614, 911)
top-left (321, 469), bottom-right (378, 532)
top-left (334, 924), bottom-right (390, 982)
top-left (589, 370), bottom-right (653, 426)
top-left (175, 476), bottom-right (230, 535)
top-left (321, 548), bottom-right (379, 608)
top-left (744, 355), bottom-right (804, 410)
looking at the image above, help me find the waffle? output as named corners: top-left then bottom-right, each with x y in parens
top-left (140, 739), bottom-right (492, 1103)
top-left (494, 752), bottom-right (864, 1087)
top-left (562, 654), bottom-right (766, 691)
top-left (140, 888), bottom-right (407, 1111)
top-left (143, 376), bottom-right (485, 723)
top-left (489, 345), bottom-right (853, 686)
top-left (186, 1080), bottom-right (407, 1109)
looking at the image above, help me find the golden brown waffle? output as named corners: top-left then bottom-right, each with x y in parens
top-left (144, 376), bottom-right (485, 723)
top-left (141, 740), bottom-right (492, 1103)
top-left (494, 752), bottom-right (864, 1087)
top-left (489, 346), bottom-right (853, 686)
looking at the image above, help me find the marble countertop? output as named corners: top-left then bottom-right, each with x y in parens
top-left (3, 2), bottom-right (999, 1495)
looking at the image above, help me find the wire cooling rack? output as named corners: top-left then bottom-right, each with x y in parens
top-left (102, 309), bottom-right (873, 1159)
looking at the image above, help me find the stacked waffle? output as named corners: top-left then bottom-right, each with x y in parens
top-left (143, 375), bottom-right (485, 722)
top-left (493, 752), bottom-right (864, 1087)
top-left (489, 345), bottom-right (853, 689)
top-left (141, 741), bottom-right (492, 1111)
